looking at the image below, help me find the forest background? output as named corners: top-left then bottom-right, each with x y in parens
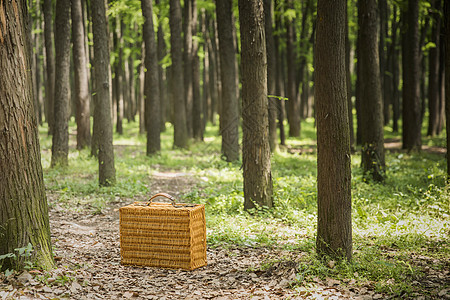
top-left (0, 0), bottom-right (449, 298)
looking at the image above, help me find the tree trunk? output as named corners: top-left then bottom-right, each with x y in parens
top-left (170, 0), bottom-right (188, 148)
top-left (156, 0), bottom-right (166, 132)
top-left (51, 0), bottom-right (71, 167)
top-left (43, 0), bottom-right (55, 136)
top-left (184, 0), bottom-right (194, 138)
top-left (392, 6), bottom-right (400, 133)
top-left (142, 0), bottom-right (161, 154)
top-left (285, 0), bottom-right (300, 137)
top-left (345, 4), bottom-right (354, 151)
top-left (91, 0), bottom-right (116, 186)
top-left (202, 10), bottom-right (211, 130)
top-left (239, 0), bottom-right (273, 211)
top-left (315, 0), bottom-right (352, 261)
top-left (359, 0), bottom-right (385, 182)
top-left (192, 0), bottom-right (203, 140)
top-left (445, 0), bottom-right (450, 177)
top-left (401, 0), bottom-right (422, 151)
top-left (379, 0), bottom-right (389, 125)
top-left (207, 13), bottom-right (218, 126)
top-left (72, 0), bottom-right (91, 149)
top-left (0, 0), bottom-right (54, 270)
top-left (216, 0), bottom-right (240, 162)
top-left (114, 19), bottom-right (124, 135)
top-left (427, 0), bottom-right (442, 137)
top-left (139, 41), bottom-right (146, 134)
top-left (274, 0), bottom-right (286, 146)
top-left (264, 0), bottom-right (278, 152)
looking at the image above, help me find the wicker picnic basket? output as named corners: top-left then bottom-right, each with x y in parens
top-left (119, 193), bottom-right (207, 270)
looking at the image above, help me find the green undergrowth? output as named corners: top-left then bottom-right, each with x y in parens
top-left (38, 117), bottom-right (449, 297)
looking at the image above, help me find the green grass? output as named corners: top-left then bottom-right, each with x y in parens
top-left (39, 117), bottom-right (449, 297)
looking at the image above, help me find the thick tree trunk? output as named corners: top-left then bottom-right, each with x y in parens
top-left (401, 0), bottom-right (422, 150)
top-left (264, 0), bottom-right (278, 152)
top-left (51, 0), bottom-right (71, 167)
top-left (285, 0), bottom-right (300, 137)
top-left (142, 0), bottom-right (161, 154)
top-left (239, 0), bottom-right (273, 211)
top-left (427, 0), bottom-right (442, 137)
top-left (0, 0), bottom-right (54, 270)
top-left (43, 0), bottom-right (55, 135)
top-left (72, 0), bottom-right (91, 149)
top-left (170, 0), bottom-right (188, 148)
top-left (315, 0), bottom-right (352, 261)
top-left (216, 0), bottom-right (240, 162)
top-left (91, 0), bottom-right (116, 185)
top-left (359, 0), bottom-right (385, 182)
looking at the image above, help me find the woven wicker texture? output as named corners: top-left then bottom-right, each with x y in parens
top-left (119, 194), bottom-right (207, 270)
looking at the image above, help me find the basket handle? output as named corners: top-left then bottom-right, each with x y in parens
top-left (147, 193), bottom-right (177, 206)
top-left (146, 193), bottom-right (197, 208)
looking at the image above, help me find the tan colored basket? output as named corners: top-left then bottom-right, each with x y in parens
top-left (119, 193), bottom-right (207, 270)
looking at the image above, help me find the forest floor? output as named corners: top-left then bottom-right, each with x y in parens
top-left (0, 178), bottom-right (404, 300)
top-left (1, 171), bottom-right (449, 300)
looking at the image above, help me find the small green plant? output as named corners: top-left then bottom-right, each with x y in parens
top-left (0, 243), bottom-right (34, 275)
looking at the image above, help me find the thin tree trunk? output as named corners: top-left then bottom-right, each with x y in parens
top-left (274, 0), bottom-right (286, 146)
top-left (156, 0), bottom-right (166, 132)
top-left (264, 0), bottom-right (278, 152)
top-left (139, 41), bottom-right (146, 134)
top-left (239, 0), bottom-right (273, 211)
top-left (444, 0), bottom-right (450, 177)
top-left (427, 0), bottom-right (442, 137)
top-left (345, 4), bottom-right (354, 150)
top-left (392, 6), bottom-right (400, 133)
top-left (51, 0), bottom-right (71, 167)
top-left (43, 0), bottom-right (55, 136)
top-left (91, 0), bottom-right (116, 185)
top-left (216, 0), bottom-right (240, 162)
top-left (170, 0), bottom-right (188, 148)
top-left (0, 0), bottom-right (54, 270)
top-left (359, 0), bottom-right (385, 182)
top-left (285, 0), bottom-right (300, 137)
top-left (401, 0), bottom-right (422, 150)
top-left (142, 0), bottom-right (161, 154)
top-left (72, 0), bottom-right (91, 149)
top-left (114, 19), bottom-right (124, 135)
top-left (184, 0), bottom-right (194, 138)
top-left (192, 0), bottom-right (203, 140)
top-left (315, 0), bottom-right (352, 261)
top-left (379, 0), bottom-right (389, 125)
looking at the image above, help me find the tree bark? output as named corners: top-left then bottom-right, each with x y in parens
top-left (264, 0), bottom-right (278, 152)
top-left (43, 0), bottom-right (55, 136)
top-left (91, 0), bottom-right (116, 185)
top-left (0, 0), bottom-right (54, 270)
top-left (216, 0), bottom-right (240, 162)
top-left (170, 0), bottom-right (188, 148)
top-left (142, 0), bottom-right (161, 154)
top-left (379, 0), bottom-right (389, 125)
top-left (285, 0), bottom-right (300, 137)
top-left (345, 4), bottom-right (354, 150)
top-left (315, 0), bottom-right (352, 261)
top-left (72, 0), bottom-right (91, 149)
top-left (184, 0), bottom-right (194, 138)
top-left (239, 0), bottom-right (273, 211)
top-left (156, 0), bottom-right (166, 132)
top-left (427, 0), bottom-right (442, 137)
top-left (401, 0), bottom-right (422, 151)
top-left (359, 0), bottom-right (385, 181)
top-left (274, 0), bottom-right (286, 146)
top-left (192, 0), bottom-right (203, 140)
top-left (51, 0), bottom-right (71, 167)
top-left (114, 19), bottom-right (124, 135)
top-left (445, 0), bottom-right (450, 177)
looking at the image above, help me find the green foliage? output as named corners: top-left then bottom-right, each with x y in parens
top-left (0, 243), bottom-right (34, 274)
